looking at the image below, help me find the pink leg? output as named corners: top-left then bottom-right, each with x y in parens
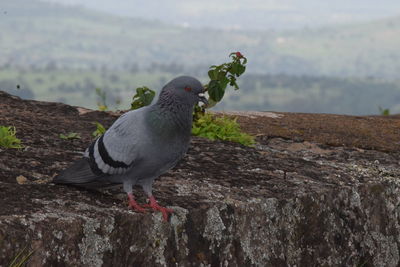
top-left (127, 193), bottom-right (146, 213)
top-left (143, 196), bottom-right (174, 221)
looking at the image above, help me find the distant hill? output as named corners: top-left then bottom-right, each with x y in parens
top-left (271, 16), bottom-right (400, 78)
top-left (2, 0), bottom-right (400, 79)
top-left (2, 67), bottom-right (400, 115)
top-left (44, 0), bottom-right (400, 30)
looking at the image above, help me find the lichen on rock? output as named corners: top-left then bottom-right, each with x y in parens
top-left (1, 91), bottom-right (400, 266)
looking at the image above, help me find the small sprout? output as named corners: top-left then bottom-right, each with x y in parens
top-left (95, 88), bottom-right (108, 111)
top-left (8, 246), bottom-right (34, 267)
top-left (0, 126), bottom-right (23, 149)
top-left (59, 132), bottom-right (81, 140)
top-left (97, 105), bottom-right (108, 111)
top-left (92, 122), bottom-right (106, 138)
top-left (378, 106), bottom-right (390, 116)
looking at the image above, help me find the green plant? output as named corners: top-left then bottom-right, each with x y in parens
top-left (95, 87), bottom-right (108, 111)
top-left (192, 113), bottom-right (255, 146)
top-left (378, 106), bottom-right (390, 116)
top-left (205, 52), bottom-right (247, 106)
top-left (92, 122), bottom-right (106, 138)
top-left (59, 132), bottom-right (81, 140)
top-left (0, 126), bottom-right (23, 149)
top-left (8, 246), bottom-right (34, 267)
top-left (192, 52), bottom-right (247, 119)
top-left (131, 86), bottom-right (156, 110)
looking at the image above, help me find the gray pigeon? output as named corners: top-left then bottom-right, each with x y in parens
top-left (54, 76), bottom-right (207, 221)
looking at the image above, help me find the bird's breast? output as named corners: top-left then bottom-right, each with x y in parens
top-left (148, 135), bottom-right (189, 170)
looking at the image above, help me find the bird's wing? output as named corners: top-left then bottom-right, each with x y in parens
top-left (88, 109), bottom-right (143, 175)
top-left (54, 109), bottom-right (144, 185)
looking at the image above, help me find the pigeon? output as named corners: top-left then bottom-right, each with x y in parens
top-left (53, 76), bottom-right (207, 221)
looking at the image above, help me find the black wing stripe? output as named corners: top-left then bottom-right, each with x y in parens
top-left (97, 135), bottom-right (130, 169)
top-left (88, 139), bottom-right (104, 175)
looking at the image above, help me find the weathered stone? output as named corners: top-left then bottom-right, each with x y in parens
top-left (0, 91), bottom-right (399, 266)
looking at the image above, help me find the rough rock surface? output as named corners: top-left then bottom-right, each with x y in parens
top-left (0, 91), bottom-right (400, 266)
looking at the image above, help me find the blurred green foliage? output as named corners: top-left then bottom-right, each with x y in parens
top-left (59, 132), bottom-right (81, 140)
top-left (379, 106), bottom-right (390, 116)
top-left (92, 122), bottom-right (106, 138)
top-left (131, 86), bottom-right (155, 110)
top-left (0, 126), bottom-right (23, 149)
top-left (95, 88), bottom-right (108, 111)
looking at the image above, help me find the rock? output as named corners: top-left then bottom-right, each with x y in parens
top-left (16, 175), bottom-right (28, 185)
top-left (1, 90), bottom-right (400, 266)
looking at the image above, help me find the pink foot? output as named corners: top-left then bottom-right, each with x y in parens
top-left (127, 193), bottom-right (146, 213)
top-left (143, 196), bottom-right (174, 221)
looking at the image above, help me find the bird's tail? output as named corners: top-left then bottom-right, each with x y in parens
top-left (53, 158), bottom-right (99, 184)
top-left (53, 158), bottom-right (118, 190)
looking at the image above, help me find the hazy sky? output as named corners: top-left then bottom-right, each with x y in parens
top-left (43, 0), bottom-right (400, 30)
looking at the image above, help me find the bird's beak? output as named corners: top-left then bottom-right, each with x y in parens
top-left (198, 93), bottom-right (208, 107)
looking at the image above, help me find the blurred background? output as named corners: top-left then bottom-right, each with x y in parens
top-left (1, 0), bottom-right (400, 114)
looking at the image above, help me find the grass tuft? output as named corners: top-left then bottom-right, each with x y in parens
top-left (192, 113), bottom-right (255, 146)
top-left (8, 246), bottom-right (34, 267)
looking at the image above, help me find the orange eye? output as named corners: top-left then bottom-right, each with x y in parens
top-left (184, 86), bottom-right (192, 92)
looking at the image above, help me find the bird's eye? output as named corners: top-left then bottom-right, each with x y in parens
top-left (184, 86), bottom-right (192, 92)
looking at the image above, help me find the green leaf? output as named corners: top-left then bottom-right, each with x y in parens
top-left (229, 79), bottom-right (239, 90)
top-left (205, 97), bottom-right (218, 108)
top-left (236, 65), bottom-right (246, 76)
top-left (68, 133), bottom-right (80, 139)
top-left (208, 80), bottom-right (225, 102)
top-left (92, 122), bottom-right (107, 137)
top-left (208, 69), bottom-right (220, 80)
top-left (131, 86), bottom-right (155, 110)
top-left (219, 76), bottom-right (230, 90)
top-left (217, 70), bottom-right (227, 80)
top-left (230, 62), bottom-right (240, 75)
top-left (59, 132), bottom-right (81, 140)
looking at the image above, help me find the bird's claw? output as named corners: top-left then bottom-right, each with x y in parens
top-left (143, 204), bottom-right (174, 221)
top-left (128, 201), bottom-right (147, 213)
top-left (144, 196), bottom-right (174, 221)
top-left (127, 193), bottom-right (146, 213)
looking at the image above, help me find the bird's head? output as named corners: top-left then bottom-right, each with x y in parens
top-left (160, 76), bottom-right (208, 107)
